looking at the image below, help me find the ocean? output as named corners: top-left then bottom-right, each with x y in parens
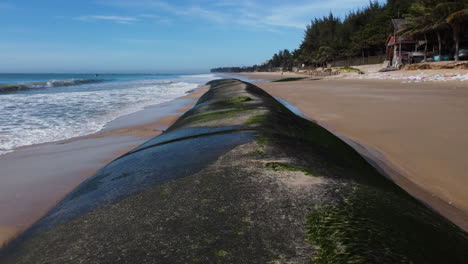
top-left (0, 73), bottom-right (221, 155)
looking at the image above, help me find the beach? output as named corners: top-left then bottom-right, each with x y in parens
top-left (4, 78), bottom-right (466, 263)
top-left (1, 70), bottom-right (467, 247)
top-left (236, 72), bottom-right (468, 230)
top-left (0, 86), bottom-right (208, 247)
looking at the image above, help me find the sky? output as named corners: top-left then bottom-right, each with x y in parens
top-left (0, 0), bottom-right (385, 73)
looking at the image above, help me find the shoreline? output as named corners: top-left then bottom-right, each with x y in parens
top-left (4, 78), bottom-right (466, 263)
top-left (233, 66), bottom-right (468, 82)
top-left (276, 88), bottom-right (467, 229)
top-left (313, 118), bottom-right (467, 230)
top-left (2, 73), bottom-right (467, 246)
top-left (0, 85), bottom-right (208, 247)
top-left (234, 72), bottom-right (468, 230)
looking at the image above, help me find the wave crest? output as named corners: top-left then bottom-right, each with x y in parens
top-left (0, 79), bottom-right (104, 93)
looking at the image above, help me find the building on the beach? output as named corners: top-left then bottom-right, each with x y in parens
top-left (386, 19), bottom-right (418, 68)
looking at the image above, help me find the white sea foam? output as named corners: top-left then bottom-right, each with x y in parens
top-left (0, 74), bottom-right (220, 155)
top-left (181, 73), bottom-right (219, 79)
top-left (0, 79), bottom-right (104, 92)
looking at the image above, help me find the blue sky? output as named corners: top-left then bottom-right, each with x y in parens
top-left (0, 0), bottom-right (384, 73)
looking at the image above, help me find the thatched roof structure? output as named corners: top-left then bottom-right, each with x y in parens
top-left (387, 19), bottom-right (416, 46)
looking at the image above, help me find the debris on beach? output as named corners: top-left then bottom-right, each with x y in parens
top-left (357, 72), bottom-right (468, 83)
top-left (405, 61), bottom-right (468, 70)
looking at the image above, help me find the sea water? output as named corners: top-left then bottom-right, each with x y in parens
top-left (0, 73), bottom-right (221, 155)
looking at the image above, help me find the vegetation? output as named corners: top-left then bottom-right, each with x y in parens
top-left (213, 250), bottom-right (229, 257)
top-left (187, 108), bottom-right (253, 123)
top-left (339, 66), bottom-right (364, 73)
top-left (400, 0), bottom-right (468, 61)
top-left (210, 66), bottom-right (255, 73)
top-left (307, 183), bottom-right (468, 263)
top-left (221, 96), bottom-right (252, 106)
top-left (211, 0), bottom-right (468, 72)
top-left (267, 0), bottom-right (413, 68)
top-left (244, 114), bottom-right (267, 126)
top-left (265, 162), bottom-right (317, 177)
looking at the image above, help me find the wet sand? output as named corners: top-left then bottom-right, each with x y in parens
top-left (0, 86), bottom-right (208, 247)
top-left (244, 75), bottom-right (468, 230)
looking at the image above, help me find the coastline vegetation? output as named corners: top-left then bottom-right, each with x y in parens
top-left (339, 66), bottom-right (364, 73)
top-left (398, 0), bottom-right (468, 61)
top-left (211, 0), bottom-right (468, 72)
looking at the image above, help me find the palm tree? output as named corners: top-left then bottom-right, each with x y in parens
top-left (432, 1), bottom-right (468, 61)
top-left (403, 1), bottom-right (454, 57)
top-left (426, 1), bottom-right (456, 57)
top-left (400, 0), bottom-right (468, 60)
top-left (445, 5), bottom-right (468, 60)
top-left (399, 9), bottom-right (432, 60)
top-left (314, 46), bottom-right (336, 68)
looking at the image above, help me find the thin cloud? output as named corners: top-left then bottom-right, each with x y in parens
top-left (0, 2), bottom-right (14, 9)
top-left (96, 0), bottom-right (383, 30)
top-left (76, 15), bottom-right (138, 24)
top-left (186, 6), bottom-right (226, 23)
top-left (116, 38), bottom-right (160, 44)
top-left (137, 14), bottom-right (172, 24)
top-left (213, 0), bottom-right (255, 8)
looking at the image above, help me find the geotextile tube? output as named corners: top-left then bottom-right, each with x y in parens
top-left (1, 79), bottom-right (467, 263)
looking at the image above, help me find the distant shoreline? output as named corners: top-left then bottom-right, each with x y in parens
top-left (230, 63), bottom-right (468, 82)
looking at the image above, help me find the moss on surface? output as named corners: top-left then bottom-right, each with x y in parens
top-left (244, 114), bottom-right (267, 126)
top-left (251, 149), bottom-right (265, 156)
top-left (4, 79), bottom-right (467, 263)
top-left (160, 186), bottom-right (171, 196)
top-left (250, 135), bottom-right (274, 156)
top-left (265, 162), bottom-right (317, 177)
top-left (272, 77), bottom-right (307, 82)
top-left (307, 184), bottom-right (468, 264)
top-left (213, 250), bottom-right (229, 257)
top-left (222, 96), bottom-right (252, 105)
top-left (188, 107), bottom-right (253, 123)
top-left (256, 137), bottom-right (271, 145)
top-left (293, 119), bottom-right (380, 181)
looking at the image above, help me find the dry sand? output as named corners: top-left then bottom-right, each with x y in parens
top-left (241, 73), bottom-right (468, 230)
top-left (0, 86), bottom-right (208, 247)
top-left (236, 64), bottom-right (468, 82)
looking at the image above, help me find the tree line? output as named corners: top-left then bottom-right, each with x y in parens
top-left (211, 0), bottom-right (467, 72)
top-left (399, 0), bottom-right (468, 61)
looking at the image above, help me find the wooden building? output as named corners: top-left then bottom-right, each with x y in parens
top-left (386, 19), bottom-right (417, 68)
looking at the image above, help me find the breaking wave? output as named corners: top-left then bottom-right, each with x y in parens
top-left (0, 73), bottom-right (222, 155)
top-left (0, 79), bottom-right (104, 93)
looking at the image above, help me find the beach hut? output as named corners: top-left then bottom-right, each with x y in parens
top-left (386, 19), bottom-right (417, 67)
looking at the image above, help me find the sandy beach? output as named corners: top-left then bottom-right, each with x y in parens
top-left (237, 72), bottom-right (468, 230)
top-left (1, 71), bottom-right (467, 247)
top-left (0, 86), bottom-right (208, 247)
